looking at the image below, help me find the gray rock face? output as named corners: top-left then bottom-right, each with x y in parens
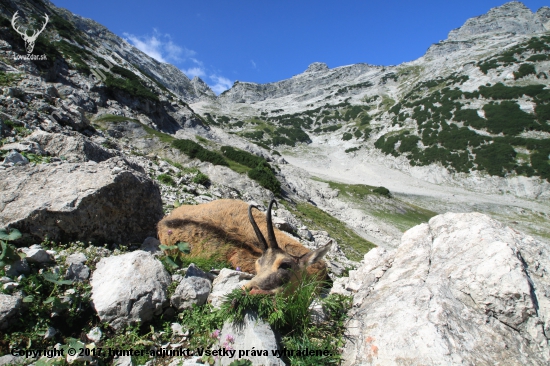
top-left (26, 130), bottom-right (116, 163)
top-left (170, 277), bottom-right (212, 310)
top-left (191, 76), bottom-right (216, 99)
top-left (0, 294), bottom-right (21, 330)
top-left (90, 251), bottom-right (171, 330)
top-left (340, 212), bottom-right (550, 365)
top-left (0, 157), bottom-right (163, 244)
top-left (215, 311), bottom-right (285, 366)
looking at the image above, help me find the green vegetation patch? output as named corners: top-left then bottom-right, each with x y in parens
top-left (221, 146), bottom-right (265, 169)
top-left (105, 65), bottom-right (159, 102)
top-left (483, 101), bottom-right (545, 135)
top-left (172, 139), bottom-right (228, 166)
top-left (219, 279), bottom-right (352, 365)
top-left (514, 63), bottom-right (536, 80)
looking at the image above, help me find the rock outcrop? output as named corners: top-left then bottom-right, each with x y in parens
top-left (0, 157), bottom-right (163, 244)
top-left (336, 212), bottom-right (550, 365)
top-left (26, 130), bottom-right (116, 162)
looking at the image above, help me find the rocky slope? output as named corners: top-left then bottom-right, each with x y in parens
top-left (1, 1), bottom-right (550, 365)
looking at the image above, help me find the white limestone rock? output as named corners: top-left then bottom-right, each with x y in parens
top-left (215, 311), bottom-right (285, 366)
top-left (90, 251), bottom-right (171, 330)
top-left (341, 212), bottom-right (550, 365)
top-left (207, 268), bottom-right (254, 309)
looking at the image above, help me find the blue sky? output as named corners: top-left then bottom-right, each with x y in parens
top-left (51, 0), bottom-right (549, 94)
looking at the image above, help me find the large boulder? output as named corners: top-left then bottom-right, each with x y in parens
top-left (0, 157), bottom-right (163, 244)
top-left (339, 212), bottom-right (550, 365)
top-left (90, 251), bottom-right (171, 330)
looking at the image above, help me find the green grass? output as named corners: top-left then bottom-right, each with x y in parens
top-left (93, 114), bottom-right (175, 143)
top-left (371, 205), bottom-right (437, 233)
top-left (287, 202), bottom-right (376, 261)
top-left (0, 71), bottom-right (22, 86)
top-left (94, 114), bottom-right (139, 123)
top-left (219, 277), bottom-right (352, 366)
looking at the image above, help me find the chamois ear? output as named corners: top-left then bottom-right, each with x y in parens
top-left (299, 240), bottom-right (332, 266)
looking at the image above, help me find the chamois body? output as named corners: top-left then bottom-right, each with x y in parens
top-left (157, 199), bottom-right (329, 292)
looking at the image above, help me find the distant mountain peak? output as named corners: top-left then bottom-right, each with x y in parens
top-left (304, 62), bottom-right (329, 73)
top-left (447, 1), bottom-right (547, 42)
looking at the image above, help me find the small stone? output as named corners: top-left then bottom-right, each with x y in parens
top-left (171, 323), bottom-right (186, 336)
top-left (141, 237), bottom-right (161, 254)
top-left (66, 253), bottom-right (87, 265)
top-left (22, 248), bottom-right (53, 263)
top-left (2, 282), bottom-right (18, 290)
top-left (44, 327), bottom-right (57, 339)
top-left (2, 151), bottom-right (28, 166)
top-left (87, 327), bottom-right (102, 342)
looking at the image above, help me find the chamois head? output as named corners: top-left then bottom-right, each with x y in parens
top-left (244, 200), bottom-right (332, 295)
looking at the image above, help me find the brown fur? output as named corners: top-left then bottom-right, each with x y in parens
top-left (157, 199), bottom-right (327, 277)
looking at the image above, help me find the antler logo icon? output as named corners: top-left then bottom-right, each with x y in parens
top-left (11, 11), bottom-right (49, 54)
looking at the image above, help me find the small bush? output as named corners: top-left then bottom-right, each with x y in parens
top-left (513, 63), bottom-right (536, 80)
top-left (192, 172), bottom-right (210, 186)
top-left (373, 186), bottom-right (391, 197)
top-left (474, 142), bottom-right (517, 177)
top-left (157, 173), bottom-right (175, 186)
top-left (219, 277), bottom-right (352, 366)
top-left (345, 146), bottom-right (360, 153)
top-left (342, 132), bottom-right (353, 141)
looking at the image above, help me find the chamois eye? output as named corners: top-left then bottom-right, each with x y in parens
top-left (279, 263), bottom-right (292, 270)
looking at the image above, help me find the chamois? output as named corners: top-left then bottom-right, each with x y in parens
top-left (157, 199), bottom-right (332, 294)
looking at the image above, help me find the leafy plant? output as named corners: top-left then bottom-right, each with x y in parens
top-left (0, 228), bottom-right (22, 268)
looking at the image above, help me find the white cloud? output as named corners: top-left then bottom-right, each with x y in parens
top-left (123, 29), bottom-right (233, 95)
top-left (251, 60), bottom-right (257, 69)
top-left (183, 67), bottom-right (206, 78)
top-left (123, 29), bottom-right (194, 64)
top-left (209, 74), bottom-right (232, 94)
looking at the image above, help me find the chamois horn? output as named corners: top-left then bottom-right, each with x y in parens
top-left (248, 204), bottom-right (268, 252)
top-left (266, 199), bottom-right (280, 250)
